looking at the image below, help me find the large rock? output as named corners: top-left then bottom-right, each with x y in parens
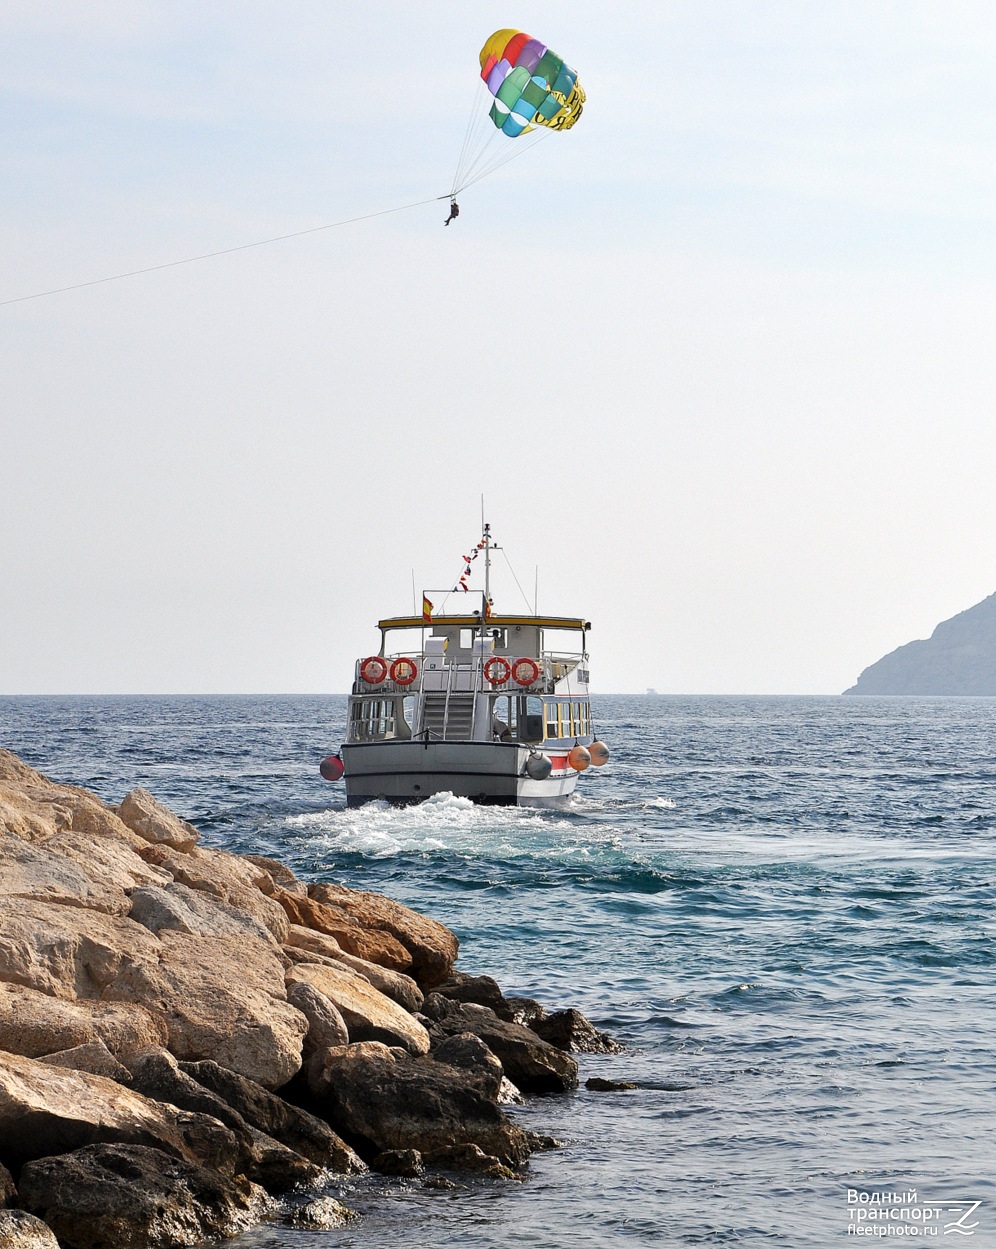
top-left (134, 845), bottom-right (289, 943)
top-left (308, 882), bottom-right (459, 988)
top-left (0, 898), bottom-right (165, 1001)
top-left (0, 1209), bottom-right (60, 1248)
top-left (103, 930), bottom-right (307, 1089)
top-left (286, 980), bottom-right (350, 1055)
top-left (126, 1051), bottom-right (319, 1193)
top-left (117, 788), bottom-right (199, 852)
top-left (0, 903), bottom-right (305, 1089)
top-left (307, 1041), bottom-right (532, 1169)
top-left (17, 1143), bottom-right (269, 1249)
top-left (284, 924), bottom-right (423, 1012)
top-left (129, 882), bottom-right (277, 946)
top-left (530, 1007), bottom-right (622, 1054)
top-left (286, 962), bottom-right (429, 1057)
top-left (273, 889), bottom-right (413, 972)
top-left (423, 995), bottom-right (578, 1094)
top-left (0, 1050), bottom-right (242, 1174)
top-left (178, 1058), bottom-right (364, 1173)
top-left (0, 837), bottom-right (131, 917)
top-left (0, 984), bottom-right (167, 1061)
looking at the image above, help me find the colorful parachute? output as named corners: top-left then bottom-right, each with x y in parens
top-left (479, 29), bottom-right (585, 138)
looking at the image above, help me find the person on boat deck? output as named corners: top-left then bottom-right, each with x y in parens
top-left (444, 200), bottom-right (460, 226)
top-left (492, 715), bottom-right (511, 741)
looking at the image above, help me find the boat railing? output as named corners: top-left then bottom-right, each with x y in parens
top-left (353, 649), bottom-right (585, 696)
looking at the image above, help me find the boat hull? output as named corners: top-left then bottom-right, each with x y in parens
top-left (340, 740), bottom-right (578, 807)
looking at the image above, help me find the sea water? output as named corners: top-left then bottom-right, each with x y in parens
top-left (2, 695), bottom-right (994, 1247)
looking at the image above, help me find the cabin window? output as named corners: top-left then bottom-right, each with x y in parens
top-left (522, 696), bottom-right (544, 743)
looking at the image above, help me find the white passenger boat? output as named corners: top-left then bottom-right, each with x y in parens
top-left (320, 525), bottom-right (609, 806)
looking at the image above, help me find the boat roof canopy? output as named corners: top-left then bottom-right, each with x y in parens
top-left (378, 614), bottom-right (590, 632)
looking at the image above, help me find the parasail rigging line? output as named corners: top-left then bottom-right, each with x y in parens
top-left (0, 194), bottom-right (448, 308)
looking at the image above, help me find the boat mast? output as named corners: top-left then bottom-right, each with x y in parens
top-left (483, 522), bottom-right (492, 619)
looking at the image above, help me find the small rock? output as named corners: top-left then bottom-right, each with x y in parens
top-left (531, 1008), bottom-right (622, 1054)
top-left (39, 1039), bottom-right (132, 1084)
top-left (285, 1196), bottom-right (358, 1229)
top-left (371, 1148), bottom-right (425, 1177)
top-left (0, 1209), bottom-right (60, 1248)
top-left (286, 979), bottom-right (350, 1054)
top-left (431, 1032), bottom-right (504, 1101)
top-left (425, 1143), bottom-right (519, 1179)
top-left (585, 1076), bottom-right (637, 1091)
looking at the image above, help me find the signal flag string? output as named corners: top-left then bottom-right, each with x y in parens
top-left (0, 193), bottom-right (451, 308)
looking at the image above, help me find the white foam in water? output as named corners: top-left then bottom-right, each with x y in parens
top-left (284, 792), bottom-right (624, 863)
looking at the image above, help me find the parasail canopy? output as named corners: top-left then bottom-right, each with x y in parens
top-left (479, 29), bottom-right (585, 138)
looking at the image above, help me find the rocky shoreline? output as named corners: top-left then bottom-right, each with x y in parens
top-left (0, 748), bottom-right (618, 1248)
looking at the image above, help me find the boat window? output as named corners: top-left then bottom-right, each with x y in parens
top-left (522, 695), bottom-right (543, 743)
top-left (459, 628), bottom-right (476, 651)
top-left (490, 695), bottom-right (512, 740)
top-left (545, 701), bottom-right (559, 739)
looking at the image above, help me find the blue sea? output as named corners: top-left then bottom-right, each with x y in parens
top-left (2, 695), bottom-right (994, 1247)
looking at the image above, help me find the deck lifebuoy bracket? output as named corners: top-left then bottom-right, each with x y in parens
top-left (390, 657), bottom-right (419, 686)
top-left (359, 656), bottom-right (388, 684)
top-left (511, 657), bottom-right (541, 687)
top-left (484, 656), bottom-right (511, 685)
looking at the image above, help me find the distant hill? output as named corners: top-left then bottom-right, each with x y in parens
top-left (844, 591), bottom-right (996, 694)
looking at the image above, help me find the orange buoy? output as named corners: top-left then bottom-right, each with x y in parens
top-left (568, 744), bottom-right (591, 771)
top-left (589, 741), bottom-right (610, 766)
top-left (319, 754), bottom-right (344, 782)
top-left (359, 656), bottom-right (388, 684)
top-left (390, 657), bottom-right (419, 685)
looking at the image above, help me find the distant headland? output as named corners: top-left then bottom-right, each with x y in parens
top-left (844, 591), bottom-right (996, 695)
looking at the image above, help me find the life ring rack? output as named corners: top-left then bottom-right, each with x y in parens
top-left (483, 656), bottom-right (511, 686)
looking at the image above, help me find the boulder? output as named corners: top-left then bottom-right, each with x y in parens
top-left (306, 1041), bottom-right (532, 1168)
top-left (40, 828), bottom-right (172, 892)
top-left (423, 995), bottom-right (578, 1095)
top-left (308, 882), bottom-right (458, 988)
top-left (245, 855), bottom-right (308, 898)
top-left (17, 1143), bottom-right (269, 1249)
top-left (531, 1007), bottom-right (622, 1054)
top-left (0, 837), bottom-right (131, 917)
top-left (370, 1148), bottom-right (425, 1177)
top-left (134, 846), bottom-right (289, 943)
top-left (425, 1143), bottom-right (519, 1179)
top-left (284, 924), bottom-right (423, 1012)
top-left (178, 1058), bottom-right (364, 1173)
top-left (103, 931), bottom-right (307, 1089)
top-left (39, 1040), bottom-right (133, 1084)
top-left (0, 1209), bottom-right (60, 1248)
top-left (0, 984), bottom-right (167, 1061)
top-left (286, 962), bottom-right (429, 1057)
top-left (273, 889), bottom-right (413, 972)
top-left (0, 1050), bottom-right (242, 1175)
top-left (128, 883), bottom-right (277, 946)
top-left (0, 898), bottom-right (165, 1001)
top-left (430, 1033), bottom-right (505, 1101)
top-left (125, 1051), bottom-right (319, 1193)
top-left (0, 903), bottom-right (306, 1089)
top-left (286, 979), bottom-right (349, 1055)
top-left (116, 788), bottom-right (199, 852)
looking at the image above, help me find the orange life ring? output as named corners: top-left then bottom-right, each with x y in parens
top-left (359, 656), bottom-right (388, 684)
top-left (511, 657), bottom-right (541, 687)
top-left (484, 656), bottom-right (511, 685)
top-left (390, 657), bottom-right (418, 686)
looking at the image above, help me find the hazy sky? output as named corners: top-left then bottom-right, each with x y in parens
top-left (2, 2), bottom-right (995, 695)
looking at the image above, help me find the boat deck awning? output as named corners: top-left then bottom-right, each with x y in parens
top-left (378, 614), bottom-right (590, 632)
